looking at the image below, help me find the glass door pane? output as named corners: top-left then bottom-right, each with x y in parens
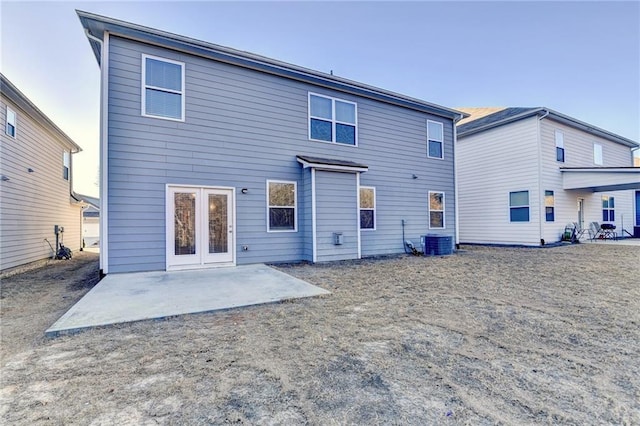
top-left (174, 193), bottom-right (197, 255)
top-left (208, 194), bottom-right (228, 254)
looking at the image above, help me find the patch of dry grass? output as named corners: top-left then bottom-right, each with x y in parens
top-left (1, 244), bottom-right (639, 424)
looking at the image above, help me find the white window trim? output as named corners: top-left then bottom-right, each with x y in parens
top-left (509, 190), bottom-right (530, 223)
top-left (428, 191), bottom-right (446, 229)
top-left (63, 151), bottom-right (70, 181)
top-left (555, 130), bottom-right (565, 162)
top-left (308, 92), bottom-right (358, 147)
top-left (545, 190), bottom-right (555, 222)
top-left (266, 179), bottom-right (298, 233)
top-left (602, 195), bottom-right (615, 222)
top-left (359, 186), bottom-right (376, 231)
top-left (5, 107), bottom-right (16, 138)
top-left (427, 120), bottom-right (444, 160)
top-left (141, 54), bottom-right (186, 122)
top-left (593, 143), bottom-right (603, 165)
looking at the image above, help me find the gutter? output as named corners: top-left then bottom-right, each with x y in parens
top-left (77, 10), bottom-right (464, 121)
top-left (83, 26), bottom-right (110, 274)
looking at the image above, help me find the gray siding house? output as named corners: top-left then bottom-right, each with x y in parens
top-left (78, 11), bottom-right (465, 274)
top-left (0, 74), bottom-right (83, 271)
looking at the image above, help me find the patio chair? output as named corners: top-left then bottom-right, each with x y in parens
top-left (573, 222), bottom-right (587, 241)
top-left (588, 222), bottom-right (603, 241)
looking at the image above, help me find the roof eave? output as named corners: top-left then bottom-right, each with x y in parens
top-left (76, 10), bottom-right (463, 121)
top-left (458, 106), bottom-right (638, 148)
top-left (0, 73), bottom-right (82, 153)
top-left (545, 109), bottom-right (639, 148)
top-left (457, 108), bottom-right (544, 138)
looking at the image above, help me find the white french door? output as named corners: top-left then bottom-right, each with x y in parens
top-left (167, 186), bottom-right (234, 269)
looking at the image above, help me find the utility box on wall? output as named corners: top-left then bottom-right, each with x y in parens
top-left (333, 232), bottom-right (343, 245)
top-left (421, 235), bottom-right (453, 256)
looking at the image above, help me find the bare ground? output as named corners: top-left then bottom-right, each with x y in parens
top-left (1, 244), bottom-right (639, 425)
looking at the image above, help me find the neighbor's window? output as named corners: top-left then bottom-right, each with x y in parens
top-left (5, 107), bottom-right (16, 138)
top-left (593, 143), bottom-right (603, 165)
top-left (142, 54), bottom-right (185, 121)
top-left (427, 120), bottom-right (444, 159)
top-left (63, 151), bottom-right (70, 181)
top-left (509, 190), bottom-right (529, 222)
top-left (545, 190), bottom-right (555, 222)
top-left (308, 93), bottom-right (357, 145)
top-left (429, 191), bottom-right (445, 228)
top-left (602, 195), bottom-right (615, 222)
top-left (267, 180), bottom-right (297, 231)
top-left (359, 186), bottom-right (376, 230)
top-left (555, 130), bottom-right (564, 162)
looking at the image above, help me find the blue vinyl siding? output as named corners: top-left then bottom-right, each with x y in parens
top-left (315, 171), bottom-right (358, 262)
top-left (106, 36), bottom-right (456, 272)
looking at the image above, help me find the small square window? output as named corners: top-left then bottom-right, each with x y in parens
top-left (6, 107), bottom-right (16, 138)
top-left (427, 120), bottom-right (444, 159)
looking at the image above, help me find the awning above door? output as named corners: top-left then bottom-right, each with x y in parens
top-left (560, 167), bottom-right (640, 192)
top-left (297, 155), bottom-right (369, 173)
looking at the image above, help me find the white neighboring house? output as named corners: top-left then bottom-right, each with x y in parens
top-left (0, 73), bottom-right (84, 270)
top-left (77, 194), bottom-right (100, 248)
top-left (456, 107), bottom-right (640, 246)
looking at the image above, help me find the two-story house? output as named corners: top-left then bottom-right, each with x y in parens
top-left (78, 11), bottom-right (466, 274)
top-left (456, 107), bottom-right (640, 246)
top-left (0, 73), bottom-right (83, 271)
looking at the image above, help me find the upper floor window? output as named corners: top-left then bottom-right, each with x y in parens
top-left (142, 54), bottom-right (185, 121)
top-left (509, 190), bottom-right (529, 222)
top-left (545, 190), bottom-right (555, 222)
top-left (602, 196), bottom-right (615, 222)
top-left (359, 187), bottom-right (376, 230)
top-left (593, 143), bottom-right (603, 165)
top-left (308, 93), bottom-right (357, 146)
top-left (429, 191), bottom-right (445, 228)
top-left (555, 130), bottom-right (564, 162)
top-left (267, 180), bottom-right (297, 232)
top-left (63, 151), bottom-right (70, 181)
top-left (5, 107), bottom-right (16, 138)
top-left (427, 120), bottom-right (444, 159)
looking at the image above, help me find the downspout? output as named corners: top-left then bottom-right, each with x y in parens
top-left (537, 109), bottom-right (550, 245)
top-left (85, 28), bottom-right (109, 274)
top-left (453, 112), bottom-right (464, 249)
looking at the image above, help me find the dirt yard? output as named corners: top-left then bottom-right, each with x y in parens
top-left (1, 244), bottom-right (639, 425)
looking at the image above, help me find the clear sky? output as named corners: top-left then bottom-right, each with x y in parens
top-left (2, 1), bottom-right (639, 197)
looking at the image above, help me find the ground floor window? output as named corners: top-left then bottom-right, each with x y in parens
top-left (267, 180), bottom-right (297, 231)
top-left (545, 190), bottom-right (555, 222)
top-left (359, 186), bottom-right (375, 230)
top-left (602, 195), bottom-right (615, 222)
top-left (429, 191), bottom-right (445, 228)
top-left (510, 190), bottom-right (529, 222)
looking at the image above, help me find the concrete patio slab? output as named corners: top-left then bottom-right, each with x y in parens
top-left (46, 264), bottom-right (329, 337)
